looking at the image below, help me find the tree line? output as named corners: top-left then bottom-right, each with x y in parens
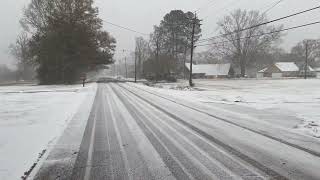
top-left (135, 10), bottom-right (201, 80)
top-left (10, 0), bottom-right (116, 84)
top-left (136, 9), bottom-right (320, 80)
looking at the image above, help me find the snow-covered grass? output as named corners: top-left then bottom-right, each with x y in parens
top-left (141, 79), bottom-right (320, 138)
top-left (0, 83), bottom-right (97, 180)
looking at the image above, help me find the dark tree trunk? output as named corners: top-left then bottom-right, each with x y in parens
top-left (240, 57), bottom-right (246, 77)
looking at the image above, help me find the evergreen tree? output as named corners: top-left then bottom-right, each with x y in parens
top-left (20, 0), bottom-right (116, 84)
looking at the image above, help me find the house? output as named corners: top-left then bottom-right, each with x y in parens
top-left (258, 62), bottom-right (299, 78)
top-left (185, 63), bottom-right (234, 79)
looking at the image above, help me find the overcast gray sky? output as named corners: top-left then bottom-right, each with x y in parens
top-left (1, 0), bottom-right (320, 68)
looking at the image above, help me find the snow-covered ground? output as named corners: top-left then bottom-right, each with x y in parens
top-left (0, 83), bottom-right (97, 180)
top-left (140, 79), bottom-right (320, 138)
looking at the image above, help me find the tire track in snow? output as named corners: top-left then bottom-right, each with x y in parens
top-left (111, 84), bottom-right (221, 180)
top-left (113, 84), bottom-right (266, 180)
top-left (108, 84), bottom-right (195, 180)
top-left (116, 83), bottom-right (288, 180)
top-left (125, 83), bottom-right (320, 158)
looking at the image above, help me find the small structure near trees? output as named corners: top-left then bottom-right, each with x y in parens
top-left (297, 65), bottom-right (316, 78)
top-left (315, 68), bottom-right (320, 78)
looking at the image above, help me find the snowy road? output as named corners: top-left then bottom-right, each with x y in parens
top-left (35, 81), bottom-right (320, 180)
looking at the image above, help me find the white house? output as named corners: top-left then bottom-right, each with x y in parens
top-left (185, 63), bottom-right (234, 79)
top-left (258, 62), bottom-right (299, 78)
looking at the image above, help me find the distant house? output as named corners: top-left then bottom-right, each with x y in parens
top-left (258, 62), bottom-right (299, 78)
top-left (316, 68), bottom-right (320, 78)
top-left (297, 65), bottom-right (316, 77)
top-left (185, 63), bottom-right (234, 79)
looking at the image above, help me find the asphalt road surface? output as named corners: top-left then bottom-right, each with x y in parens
top-left (35, 81), bottom-right (320, 180)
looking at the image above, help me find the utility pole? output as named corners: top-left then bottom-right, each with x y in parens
top-left (305, 40), bottom-right (309, 79)
top-left (135, 51), bottom-right (137, 83)
top-left (125, 57), bottom-right (128, 79)
top-left (123, 50), bottom-right (128, 79)
top-left (189, 12), bottom-right (197, 87)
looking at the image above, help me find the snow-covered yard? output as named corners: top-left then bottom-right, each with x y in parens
top-left (0, 83), bottom-right (97, 180)
top-left (140, 79), bottom-right (320, 138)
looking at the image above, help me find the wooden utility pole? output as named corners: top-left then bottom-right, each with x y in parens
top-left (189, 13), bottom-right (197, 87)
top-left (305, 40), bottom-right (309, 79)
top-left (123, 50), bottom-right (128, 79)
top-left (125, 57), bottom-right (128, 79)
top-left (135, 51), bottom-right (137, 83)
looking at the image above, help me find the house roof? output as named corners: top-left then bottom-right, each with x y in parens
top-left (258, 68), bottom-right (268, 73)
top-left (274, 62), bottom-right (299, 72)
top-left (185, 63), bottom-right (231, 76)
top-left (307, 66), bottom-right (315, 72)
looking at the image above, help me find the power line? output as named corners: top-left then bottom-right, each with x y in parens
top-left (201, 0), bottom-right (281, 39)
top-left (262, 0), bottom-right (285, 14)
top-left (198, 5), bottom-right (320, 43)
top-left (196, 20), bottom-right (320, 47)
top-left (103, 20), bottom-right (149, 36)
top-left (195, 0), bottom-right (216, 13)
top-left (202, 0), bottom-right (239, 20)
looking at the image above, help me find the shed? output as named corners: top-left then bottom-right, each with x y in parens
top-left (185, 63), bottom-right (234, 79)
top-left (257, 68), bottom-right (267, 78)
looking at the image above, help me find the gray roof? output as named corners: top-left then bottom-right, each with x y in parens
top-left (275, 62), bottom-right (299, 72)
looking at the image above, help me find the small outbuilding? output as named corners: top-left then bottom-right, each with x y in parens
top-left (185, 63), bottom-right (234, 79)
top-left (316, 68), bottom-right (320, 78)
top-left (256, 68), bottom-right (268, 78)
top-left (258, 62), bottom-right (299, 78)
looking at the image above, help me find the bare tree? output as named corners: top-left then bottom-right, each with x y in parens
top-left (135, 37), bottom-right (150, 77)
top-left (291, 39), bottom-right (320, 67)
top-left (209, 9), bottom-right (283, 77)
top-left (9, 33), bottom-right (35, 80)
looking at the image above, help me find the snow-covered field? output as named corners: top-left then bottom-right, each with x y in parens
top-left (0, 83), bottom-right (97, 180)
top-left (141, 79), bottom-right (320, 138)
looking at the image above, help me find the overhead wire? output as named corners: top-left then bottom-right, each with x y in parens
top-left (262, 0), bottom-right (285, 14)
top-left (197, 5), bottom-right (320, 43)
top-left (196, 21), bottom-right (320, 47)
top-left (201, 0), bottom-right (280, 39)
top-left (103, 20), bottom-right (149, 36)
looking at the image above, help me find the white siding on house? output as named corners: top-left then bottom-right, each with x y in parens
top-left (257, 73), bottom-right (264, 78)
top-left (272, 73), bottom-right (282, 78)
top-left (185, 63), bottom-right (231, 77)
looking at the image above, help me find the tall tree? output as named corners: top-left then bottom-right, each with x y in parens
top-left (159, 10), bottom-right (201, 59)
top-left (20, 0), bottom-right (116, 84)
top-left (147, 10), bottom-right (202, 79)
top-left (209, 9), bottom-right (283, 77)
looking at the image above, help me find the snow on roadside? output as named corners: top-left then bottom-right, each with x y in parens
top-left (136, 79), bottom-right (320, 139)
top-left (0, 83), bottom-right (97, 180)
top-left (144, 81), bottom-right (197, 91)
